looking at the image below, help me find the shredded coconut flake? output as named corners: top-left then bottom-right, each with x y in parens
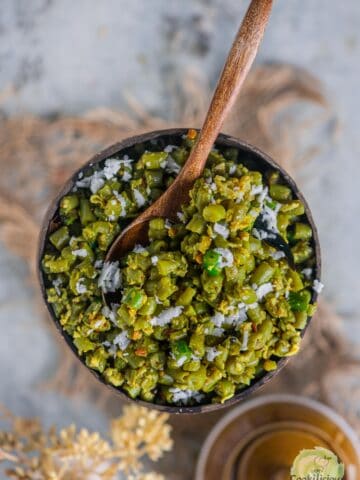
top-left (52, 277), bottom-right (62, 295)
top-left (229, 165), bottom-right (237, 175)
top-left (252, 228), bottom-right (275, 241)
top-left (69, 236), bottom-right (77, 247)
top-left (113, 330), bottom-right (130, 351)
top-left (94, 260), bottom-right (104, 269)
top-left (176, 356), bottom-right (187, 367)
top-left (213, 248), bottom-right (234, 267)
top-left (206, 347), bottom-right (221, 362)
top-left (301, 268), bottom-right (313, 279)
top-left (165, 156), bottom-right (181, 174)
top-left (271, 251), bottom-right (285, 260)
top-left (241, 330), bottom-right (249, 351)
top-left (222, 305), bottom-right (248, 327)
top-left (102, 340), bottom-right (117, 357)
top-left (164, 145), bottom-right (177, 153)
top-left (258, 186), bottom-right (268, 205)
top-left (98, 261), bottom-right (122, 293)
top-left (313, 279), bottom-right (324, 294)
top-left (133, 244), bottom-right (146, 253)
top-left (251, 185), bottom-right (264, 196)
top-left (103, 159), bottom-right (121, 179)
top-left (150, 306), bottom-right (184, 327)
top-left (235, 307), bottom-right (248, 324)
top-left (255, 282), bottom-right (273, 300)
top-left (112, 190), bottom-right (127, 217)
top-left (211, 327), bottom-right (225, 337)
top-left (76, 278), bottom-right (87, 294)
top-left (133, 189), bottom-right (146, 207)
top-left (101, 304), bottom-right (118, 325)
top-left (211, 312), bottom-right (225, 327)
top-left (177, 211), bottom-right (185, 223)
top-left (151, 256), bottom-right (159, 265)
top-left (72, 248), bottom-right (88, 258)
top-left (89, 172), bottom-right (106, 193)
top-left (76, 156), bottom-right (134, 194)
top-left (213, 223), bottom-right (229, 239)
top-left (122, 170), bottom-right (132, 182)
top-left (261, 201), bottom-right (281, 232)
top-left (169, 388), bottom-right (204, 405)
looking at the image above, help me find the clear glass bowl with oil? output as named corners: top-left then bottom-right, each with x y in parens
top-left (196, 394), bottom-right (360, 480)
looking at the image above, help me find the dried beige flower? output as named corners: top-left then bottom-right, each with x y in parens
top-left (111, 405), bottom-right (173, 473)
top-left (0, 404), bottom-right (172, 480)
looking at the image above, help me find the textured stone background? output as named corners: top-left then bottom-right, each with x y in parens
top-left (0, 0), bottom-right (359, 478)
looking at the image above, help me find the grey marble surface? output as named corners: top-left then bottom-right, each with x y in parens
top-left (0, 0), bottom-right (359, 478)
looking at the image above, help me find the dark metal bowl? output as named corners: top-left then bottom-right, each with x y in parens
top-left (38, 128), bottom-right (321, 414)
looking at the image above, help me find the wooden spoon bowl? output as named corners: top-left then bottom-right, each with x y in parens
top-left (38, 128), bottom-right (321, 414)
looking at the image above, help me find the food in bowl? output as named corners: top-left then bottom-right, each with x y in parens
top-left (41, 130), bottom-right (321, 406)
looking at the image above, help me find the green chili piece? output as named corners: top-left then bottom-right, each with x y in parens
top-left (171, 339), bottom-right (192, 364)
top-left (203, 249), bottom-right (221, 276)
top-left (288, 289), bottom-right (311, 312)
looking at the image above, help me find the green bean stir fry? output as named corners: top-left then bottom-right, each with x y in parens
top-left (42, 130), bottom-right (321, 406)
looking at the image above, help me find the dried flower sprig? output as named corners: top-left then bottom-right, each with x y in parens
top-left (0, 404), bottom-right (172, 480)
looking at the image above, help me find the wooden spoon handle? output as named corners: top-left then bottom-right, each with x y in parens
top-left (122, 0), bottom-right (273, 230)
top-left (179, 0), bottom-right (273, 184)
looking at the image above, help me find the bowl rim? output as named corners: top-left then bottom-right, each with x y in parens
top-left (37, 128), bottom-right (321, 414)
top-left (195, 393), bottom-right (360, 479)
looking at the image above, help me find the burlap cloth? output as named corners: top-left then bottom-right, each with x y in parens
top-left (0, 64), bottom-right (358, 479)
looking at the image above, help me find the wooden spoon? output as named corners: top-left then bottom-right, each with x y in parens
top-left (106, 0), bottom-right (273, 263)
